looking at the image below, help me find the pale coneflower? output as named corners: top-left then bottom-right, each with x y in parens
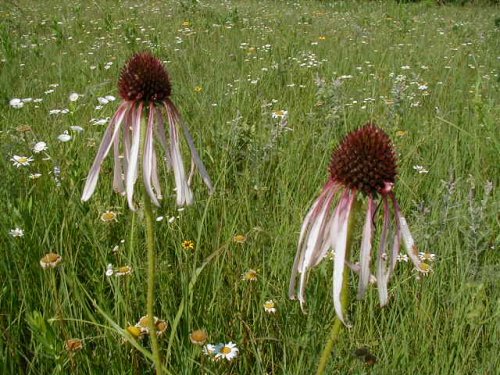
top-left (81, 52), bottom-right (213, 210)
top-left (289, 124), bottom-right (425, 325)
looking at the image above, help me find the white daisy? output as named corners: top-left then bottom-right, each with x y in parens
top-left (105, 264), bottom-right (114, 277)
top-left (70, 126), bottom-right (84, 132)
top-left (419, 252), bottom-right (436, 262)
top-left (69, 93), bottom-right (80, 102)
top-left (264, 300), bottom-right (277, 313)
top-left (11, 155), bottom-right (34, 167)
top-left (57, 131), bottom-right (72, 142)
top-left (215, 342), bottom-right (239, 361)
top-left (9, 228), bottom-right (24, 237)
top-left (33, 141), bottom-right (48, 153)
top-left (9, 98), bottom-right (24, 109)
top-left (271, 109), bottom-right (288, 119)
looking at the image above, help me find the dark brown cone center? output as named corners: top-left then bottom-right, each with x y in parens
top-left (329, 124), bottom-right (397, 196)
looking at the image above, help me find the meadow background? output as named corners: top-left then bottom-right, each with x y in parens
top-left (1, 0), bottom-right (498, 373)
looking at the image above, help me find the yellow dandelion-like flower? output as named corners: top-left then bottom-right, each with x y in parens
top-left (241, 269), bottom-right (258, 282)
top-left (233, 234), bottom-right (247, 244)
top-left (115, 265), bottom-right (133, 276)
top-left (319, 35), bottom-right (326, 40)
top-left (182, 20), bottom-right (190, 27)
top-left (100, 210), bottom-right (118, 222)
top-left (40, 253), bottom-right (62, 269)
top-left (418, 262), bottom-right (433, 275)
top-left (127, 325), bottom-right (143, 338)
top-left (189, 329), bottom-right (208, 345)
top-left (264, 300), bottom-right (277, 314)
top-left (395, 130), bottom-right (408, 137)
top-left (182, 240), bottom-right (195, 250)
top-left (194, 86), bottom-right (203, 93)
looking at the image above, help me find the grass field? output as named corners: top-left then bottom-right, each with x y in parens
top-left (1, 0), bottom-right (498, 374)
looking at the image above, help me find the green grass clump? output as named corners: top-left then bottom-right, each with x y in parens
top-left (0, 0), bottom-right (498, 373)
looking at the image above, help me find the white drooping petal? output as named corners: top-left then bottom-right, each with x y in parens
top-left (392, 194), bottom-right (422, 270)
top-left (142, 106), bottom-right (160, 206)
top-left (113, 125), bottom-right (125, 194)
top-left (81, 102), bottom-right (129, 201)
top-left (300, 191), bottom-right (335, 273)
top-left (155, 107), bottom-right (171, 171)
top-left (151, 145), bottom-right (162, 200)
top-left (289, 182), bottom-right (336, 302)
top-left (289, 191), bottom-right (324, 301)
top-left (296, 190), bottom-right (336, 310)
top-left (376, 198), bottom-right (391, 306)
top-left (177, 111), bottom-right (214, 193)
top-left (166, 103), bottom-right (193, 206)
top-left (126, 104), bottom-right (142, 211)
top-left (310, 184), bottom-right (342, 268)
top-left (357, 197), bottom-right (375, 300)
top-left (332, 191), bottom-right (354, 325)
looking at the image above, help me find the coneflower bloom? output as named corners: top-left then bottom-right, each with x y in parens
top-left (289, 124), bottom-right (425, 324)
top-left (81, 52), bottom-right (213, 210)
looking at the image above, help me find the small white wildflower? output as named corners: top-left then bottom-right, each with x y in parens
top-left (419, 252), bottom-right (436, 262)
top-left (69, 93), bottom-right (80, 102)
top-left (70, 125), bottom-right (84, 132)
top-left (11, 155), bottom-right (34, 167)
top-left (33, 141), bottom-right (48, 153)
top-left (104, 95), bottom-right (116, 101)
top-left (57, 131), bottom-right (72, 142)
top-left (272, 110), bottom-right (288, 119)
top-left (9, 228), bottom-right (24, 237)
top-left (215, 342), bottom-right (239, 361)
top-left (97, 97), bottom-right (109, 105)
top-left (9, 98), bottom-right (24, 109)
top-left (413, 165), bottom-right (429, 174)
top-left (105, 264), bottom-right (114, 277)
top-left (156, 216), bottom-right (164, 222)
top-left (397, 254), bottom-right (409, 262)
top-left (264, 300), bottom-right (277, 313)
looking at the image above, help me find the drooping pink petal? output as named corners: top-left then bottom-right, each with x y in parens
top-left (357, 197), bottom-right (375, 299)
top-left (170, 101), bottom-right (214, 194)
top-left (376, 197), bottom-right (391, 306)
top-left (155, 107), bottom-right (171, 171)
top-left (142, 104), bottom-right (160, 206)
top-left (126, 103), bottom-right (143, 210)
top-left (296, 189), bottom-right (337, 311)
top-left (112, 136), bottom-right (125, 194)
top-left (151, 144), bottom-right (162, 200)
top-left (391, 193), bottom-right (422, 270)
top-left (81, 102), bottom-right (129, 201)
top-left (289, 181), bottom-right (336, 302)
top-left (289, 191), bottom-right (324, 301)
top-left (332, 191), bottom-right (355, 325)
top-left (165, 102), bottom-right (193, 206)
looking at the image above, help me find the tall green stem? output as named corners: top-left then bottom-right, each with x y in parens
top-left (143, 196), bottom-right (162, 374)
top-left (138, 112), bottom-right (162, 374)
top-left (316, 199), bottom-right (359, 375)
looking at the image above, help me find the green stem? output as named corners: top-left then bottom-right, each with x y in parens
top-left (316, 199), bottom-right (359, 375)
top-left (144, 195), bottom-right (163, 375)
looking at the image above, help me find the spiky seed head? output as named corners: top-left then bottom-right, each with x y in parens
top-left (118, 52), bottom-right (171, 102)
top-left (329, 124), bottom-right (397, 196)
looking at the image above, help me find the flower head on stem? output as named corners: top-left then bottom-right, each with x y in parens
top-left (289, 124), bottom-right (426, 325)
top-left (81, 52), bottom-right (213, 210)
